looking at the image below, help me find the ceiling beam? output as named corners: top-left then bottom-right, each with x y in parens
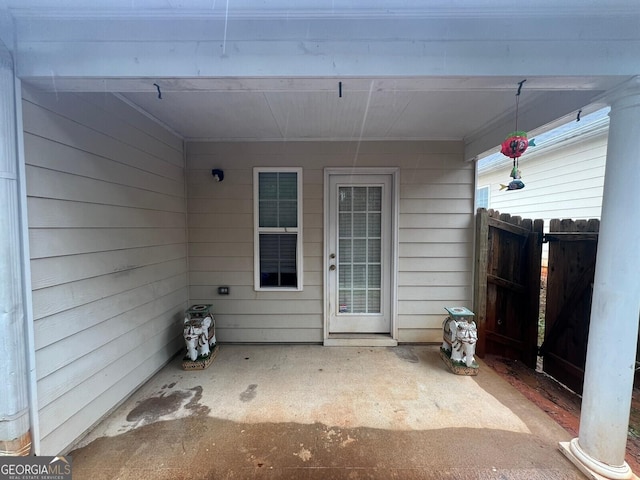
top-left (11, 13), bottom-right (640, 80)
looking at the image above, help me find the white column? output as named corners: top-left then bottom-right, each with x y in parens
top-left (560, 77), bottom-right (640, 479)
top-left (0, 47), bottom-right (32, 455)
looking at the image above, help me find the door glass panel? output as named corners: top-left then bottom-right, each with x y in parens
top-left (339, 212), bottom-right (352, 237)
top-left (368, 213), bottom-right (381, 237)
top-left (353, 265), bottom-right (366, 288)
top-left (368, 291), bottom-right (381, 312)
top-left (353, 187), bottom-right (367, 211)
top-left (353, 213), bottom-right (367, 236)
top-left (339, 264), bottom-right (351, 286)
top-left (339, 188), bottom-right (352, 210)
top-left (353, 239), bottom-right (366, 262)
top-left (368, 265), bottom-right (381, 288)
top-left (339, 239), bottom-right (351, 262)
top-left (352, 291), bottom-right (367, 312)
top-left (368, 239), bottom-right (381, 263)
top-left (337, 186), bottom-right (382, 314)
top-left (368, 187), bottom-right (382, 210)
top-left (339, 290), bottom-right (351, 313)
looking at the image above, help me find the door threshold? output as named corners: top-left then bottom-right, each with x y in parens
top-left (324, 334), bottom-right (398, 347)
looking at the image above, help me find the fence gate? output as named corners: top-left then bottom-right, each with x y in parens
top-left (539, 219), bottom-right (599, 394)
top-left (474, 209), bottom-right (543, 369)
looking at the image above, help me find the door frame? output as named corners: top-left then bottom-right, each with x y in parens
top-left (323, 167), bottom-right (399, 346)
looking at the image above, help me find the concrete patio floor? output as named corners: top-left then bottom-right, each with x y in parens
top-left (68, 345), bottom-right (584, 479)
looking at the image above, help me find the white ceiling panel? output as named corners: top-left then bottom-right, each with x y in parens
top-left (123, 91), bottom-right (284, 140)
top-left (119, 79), bottom-right (601, 146)
top-left (265, 90), bottom-right (368, 140)
top-left (383, 91), bottom-right (518, 140)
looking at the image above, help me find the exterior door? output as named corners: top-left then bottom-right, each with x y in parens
top-left (328, 174), bottom-right (392, 333)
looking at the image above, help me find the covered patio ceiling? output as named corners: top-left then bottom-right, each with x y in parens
top-left (71, 76), bottom-right (623, 149)
top-left (3, 0), bottom-right (639, 159)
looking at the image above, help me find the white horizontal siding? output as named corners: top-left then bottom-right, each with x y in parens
top-left (40, 335), bottom-right (183, 455)
top-left (27, 197), bottom-right (186, 228)
top-left (397, 147), bottom-right (474, 341)
top-left (22, 88), bottom-right (182, 167)
top-left (190, 285), bottom-right (323, 300)
top-left (36, 290), bottom-right (187, 403)
top-left (478, 131), bottom-right (607, 266)
top-left (39, 319), bottom-right (183, 439)
top-left (34, 274), bottom-right (187, 351)
top-left (22, 100), bottom-right (182, 181)
top-left (31, 244), bottom-right (187, 290)
top-left (32, 258), bottom-right (186, 320)
top-left (479, 132), bottom-right (606, 224)
top-left (29, 227), bottom-right (186, 259)
top-left (76, 93), bottom-right (184, 155)
top-left (27, 165), bottom-right (185, 212)
top-left (24, 133), bottom-right (184, 197)
top-left (214, 328), bottom-right (323, 343)
top-left (186, 141), bottom-right (473, 344)
top-left (23, 87), bottom-right (188, 454)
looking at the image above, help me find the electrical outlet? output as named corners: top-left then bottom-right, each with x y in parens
top-left (218, 286), bottom-right (229, 295)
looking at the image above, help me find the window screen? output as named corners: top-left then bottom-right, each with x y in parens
top-left (254, 169), bottom-right (302, 290)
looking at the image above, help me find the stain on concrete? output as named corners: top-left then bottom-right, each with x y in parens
top-left (126, 390), bottom-right (191, 423)
top-left (391, 346), bottom-right (420, 363)
top-left (161, 382), bottom-right (177, 389)
top-left (240, 384), bottom-right (258, 402)
top-left (126, 387), bottom-right (209, 424)
top-left (69, 418), bottom-right (584, 480)
top-left (185, 386), bottom-right (210, 416)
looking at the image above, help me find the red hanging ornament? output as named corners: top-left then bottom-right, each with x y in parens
top-left (497, 80), bottom-right (537, 191)
top-left (500, 131), bottom-right (531, 158)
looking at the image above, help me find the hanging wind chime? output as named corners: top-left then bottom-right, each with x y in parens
top-left (500, 80), bottom-right (535, 191)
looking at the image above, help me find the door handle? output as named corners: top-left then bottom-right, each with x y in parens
top-left (329, 265), bottom-right (336, 271)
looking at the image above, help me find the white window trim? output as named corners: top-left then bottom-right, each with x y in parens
top-left (253, 167), bottom-right (304, 291)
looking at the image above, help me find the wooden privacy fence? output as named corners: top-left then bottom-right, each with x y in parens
top-left (539, 218), bottom-right (599, 394)
top-left (473, 209), bottom-right (543, 369)
top-left (474, 209), bottom-right (601, 393)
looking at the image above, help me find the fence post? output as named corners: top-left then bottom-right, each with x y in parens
top-left (473, 208), bottom-right (489, 357)
top-left (524, 219), bottom-right (544, 368)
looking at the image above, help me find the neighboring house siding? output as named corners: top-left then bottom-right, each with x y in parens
top-left (478, 131), bottom-right (607, 222)
top-left (187, 141), bottom-right (473, 344)
top-left (22, 88), bottom-right (188, 454)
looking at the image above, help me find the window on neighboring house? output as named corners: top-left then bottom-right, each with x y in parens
top-left (254, 168), bottom-right (303, 290)
top-left (476, 185), bottom-right (490, 210)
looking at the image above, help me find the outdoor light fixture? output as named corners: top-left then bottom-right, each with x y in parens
top-left (211, 169), bottom-right (224, 182)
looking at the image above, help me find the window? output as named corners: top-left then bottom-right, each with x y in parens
top-left (254, 168), bottom-right (303, 290)
top-left (476, 185), bottom-right (490, 210)
top-left (338, 186), bottom-right (382, 313)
